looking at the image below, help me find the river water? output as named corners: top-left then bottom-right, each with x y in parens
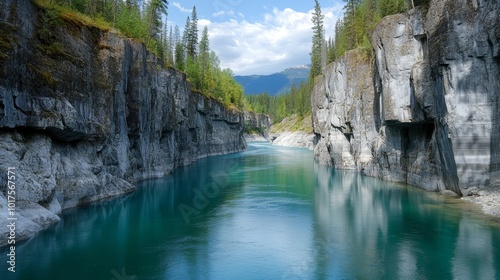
top-left (2, 143), bottom-right (500, 279)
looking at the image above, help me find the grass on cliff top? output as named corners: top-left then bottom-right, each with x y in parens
top-left (34, 0), bottom-right (113, 32)
top-left (270, 114), bottom-right (313, 134)
top-left (32, 0), bottom-right (242, 113)
top-left (190, 86), bottom-right (242, 113)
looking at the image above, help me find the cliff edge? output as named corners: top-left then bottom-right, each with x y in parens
top-left (0, 0), bottom-right (246, 246)
top-left (312, 0), bottom-right (500, 196)
top-left (243, 111), bottom-right (271, 141)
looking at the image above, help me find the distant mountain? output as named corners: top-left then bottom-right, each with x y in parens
top-left (235, 65), bottom-right (310, 96)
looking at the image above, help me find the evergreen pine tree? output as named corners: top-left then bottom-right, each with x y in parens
top-left (187, 6), bottom-right (198, 58)
top-left (199, 26), bottom-right (210, 91)
top-left (147, 0), bottom-right (168, 43)
top-left (182, 16), bottom-right (191, 61)
top-left (310, 0), bottom-right (325, 78)
top-left (175, 43), bottom-right (184, 70)
top-left (168, 26), bottom-right (174, 64)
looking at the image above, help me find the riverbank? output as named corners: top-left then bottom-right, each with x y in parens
top-left (271, 131), bottom-right (315, 150)
top-left (243, 111), bottom-right (271, 142)
top-left (244, 133), bottom-right (268, 142)
top-left (463, 182), bottom-right (500, 219)
top-left (263, 110), bottom-right (500, 219)
top-left (4, 142), bottom-right (500, 280)
top-left (268, 114), bottom-right (315, 150)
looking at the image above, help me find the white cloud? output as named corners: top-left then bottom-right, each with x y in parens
top-left (198, 19), bottom-right (212, 27)
top-left (212, 10), bottom-right (244, 19)
top-left (203, 4), bottom-right (344, 75)
top-left (172, 2), bottom-right (191, 13)
top-left (212, 10), bottom-right (235, 17)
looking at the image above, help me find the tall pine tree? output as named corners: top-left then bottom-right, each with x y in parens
top-left (182, 16), bottom-right (191, 60)
top-left (147, 0), bottom-right (168, 43)
top-left (175, 42), bottom-right (184, 70)
top-left (199, 26), bottom-right (210, 90)
top-left (187, 6), bottom-right (198, 58)
top-left (310, 0), bottom-right (325, 78)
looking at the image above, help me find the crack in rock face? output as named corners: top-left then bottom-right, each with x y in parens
top-left (312, 1), bottom-right (500, 199)
top-left (0, 0), bottom-right (246, 246)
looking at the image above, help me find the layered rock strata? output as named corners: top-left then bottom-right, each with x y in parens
top-left (0, 0), bottom-right (245, 246)
top-left (312, 0), bottom-right (500, 196)
top-left (243, 111), bottom-right (271, 141)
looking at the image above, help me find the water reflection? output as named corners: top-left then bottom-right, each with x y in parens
top-left (312, 162), bottom-right (500, 279)
top-left (453, 218), bottom-right (496, 279)
top-left (1, 143), bottom-right (499, 279)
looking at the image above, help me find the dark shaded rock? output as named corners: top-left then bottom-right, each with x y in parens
top-left (0, 0), bottom-right (245, 246)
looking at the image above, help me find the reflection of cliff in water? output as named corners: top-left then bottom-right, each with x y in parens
top-left (312, 162), bottom-right (498, 279)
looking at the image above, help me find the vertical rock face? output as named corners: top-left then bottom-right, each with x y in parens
top-left (0, 0), bottom-right (245, 246)
top-left (426, 0), bottom-right (500, 191)
top-left (312, 0), bottom-right (500, 195)
top-left (312, 50), bottom-right (376, 170)
top-left (243, 111), bottom-right (271, 140)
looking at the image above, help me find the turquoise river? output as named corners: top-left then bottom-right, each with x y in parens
top-left (2, 143), bottom-right (500, 279)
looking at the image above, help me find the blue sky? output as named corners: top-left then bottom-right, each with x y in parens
top-left (167, 1), bottom-right (345, 75)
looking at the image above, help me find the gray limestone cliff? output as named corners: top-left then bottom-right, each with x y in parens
top-left (0, 0), bottom-right (245, 246)
top-left (312, 0), bottom-right (500, 196)
top-left (243, 111), bottom-right (271, 141)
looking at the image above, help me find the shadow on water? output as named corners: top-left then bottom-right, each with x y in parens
top-left (0, 151), bottom-right (248, 279)
top-left (1, 143), bottom-right (499, 279)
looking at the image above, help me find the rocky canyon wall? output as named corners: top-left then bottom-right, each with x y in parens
top-left (243, 111), bottom-right (271, 140)
top-left (312, 0), bottom-right (500, 195)
top-left (0, 0), bottom-right (245, 245)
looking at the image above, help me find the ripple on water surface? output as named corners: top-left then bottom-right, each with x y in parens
top-left (1, 143), bottom-right (500, 280)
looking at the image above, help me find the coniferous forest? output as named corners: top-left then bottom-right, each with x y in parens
top-left (245, 0), bottom-right (430, 124)
top-left (36, 0), bottom-right (244, 109)
top-left (36, 0), bottom-right (431, 122)
top-left (328, 0), bottom-right (430, 62)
